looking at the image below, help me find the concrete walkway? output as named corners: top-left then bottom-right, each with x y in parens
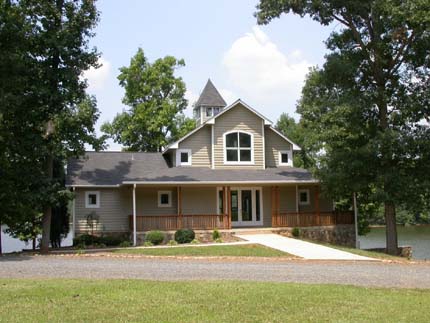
top-left (236, 234), bottom-right (376, 260)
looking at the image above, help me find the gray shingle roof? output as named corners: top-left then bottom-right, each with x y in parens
top-left (66, 152), bottom-right (317, 186)
top-left (195, 79), bottom-right (227, 107)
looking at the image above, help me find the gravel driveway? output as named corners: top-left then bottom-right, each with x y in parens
top-left (1, 255), bottom-right (430, 289)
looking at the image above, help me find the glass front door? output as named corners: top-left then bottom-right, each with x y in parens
top-left (230, 188), bottom-right (262, 226)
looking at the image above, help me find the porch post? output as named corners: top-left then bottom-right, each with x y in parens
top-left (133, 184), bottom-right (137, 246)
top-left (271, 186), bottom-right (279, 227)
top-left (177, 186), bottom-right (182, 229)
top-left (227, 187), bottom-right (232, 229)
top-left (315, 185), bottom-right (320, 226)
top-left (71, 186), bottom-right (76, 239)
top-left (222, 186), bottom-right (227, 229)
top-left (295, 185), bottom-right (300, 226)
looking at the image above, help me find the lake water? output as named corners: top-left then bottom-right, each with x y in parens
top-left (1, 225), bottom-right (72, 253)
top-left (359, 225), bottom-right (430, 260)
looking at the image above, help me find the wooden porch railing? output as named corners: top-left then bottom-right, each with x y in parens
top-left (273, 211), bottom-right (354, 227)
top-left (129, 214), bottom-right (229, 232)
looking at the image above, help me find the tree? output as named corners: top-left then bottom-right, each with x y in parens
top-left (0, 0), bottom-right (103, 253)
top-left (102, 48), bottom-right (189, 152)
top-left (256, 0), bottom-right (430, 254)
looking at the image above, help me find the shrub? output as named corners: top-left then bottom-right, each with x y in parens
top-left (73, 234), bottom-right (97, 246)
top-left (99, 236), bottom-right (122, 246)
top-left (191, 239), bottom-right (200, 244)
top-left (119, 241), bottom-right (132, 248)
top-left (145, 230), bottom-right (165, 245)
top-left (174, 229), bottom-right (195, 244)
top-left (144, 241), bottom-right (153, 247)
top-left (212, 229), bottom-right (221, 241)
top-left (292, 227), bottom-right (300, 238)
top-left (215, 238), bottom-right (223, 243)
top-left (168, 240), bottom-right (178, 246)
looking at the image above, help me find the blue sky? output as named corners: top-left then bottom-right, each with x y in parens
top-left (85, 0), bottom-right (335, 150)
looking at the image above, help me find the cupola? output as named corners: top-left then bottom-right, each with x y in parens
top-left (193, 79), bottom-right (227, 125)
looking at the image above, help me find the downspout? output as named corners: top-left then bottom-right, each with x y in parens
top-left (72, 186), bottom-right (76, 239)
top-left (353, 192), bottom-right (360, 249)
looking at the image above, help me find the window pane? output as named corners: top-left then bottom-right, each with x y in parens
top-left (227, 149), bottom-right (238, 161)
top-left (281, 153), bottom-right (288, 164)
top-left (226, 133), bottom-right (238, 147)
top-left (161, 194), bottom-right (169, 205)
top-left (206, 107), bottom-right (212, 117)
top-left (240, 149), bottom-right (251, 162)
top-left (231, 191), bottom-right (238, 222)
top-left (241, 190), bottom-right (252, 221)
top-left (239, 133), bottom-right (251, 148)
top-left (88, 194), bottom-right (97, 205)
top-left (218, 190), bottom-right (224, 214)
top-left (300, 192), bottom-right (308, 203)
top-left (180, 152), bottom-right (188, 163)
top-left (256, 190), bottom-right (260, 221)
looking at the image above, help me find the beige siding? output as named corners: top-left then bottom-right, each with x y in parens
top-left (178, 125), bottom-right (211, 167)
top-left (181, 187), bottom-right (217, 214)
top-left (280, 186), bottom-right (297, 213)
top-left (136, 187), bottom-right (178, 215)
top-left (213, 104), bottom-right (264, 169)
top-left (297, 185), bottom-right (333, 213)
top-left (75, 187), bottom-right (131, 233)
top-left (265, 127), bottom-right (293, 168)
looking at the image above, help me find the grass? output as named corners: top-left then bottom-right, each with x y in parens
top-left (1, 279), bottom-right (429, 322)
top-left (112, 243), bottom-right (294, 257)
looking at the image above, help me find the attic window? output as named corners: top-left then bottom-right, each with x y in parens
top-left (205, 107), bottom-right (221, 118)
top-left (176, 149), bottom-right (192, 166)
top-left (278, 150), bottom-right (292, 166)
top-left (224, 131), bottom-right (253, 164)
top-left (85, 191), bottom-right (100, 208)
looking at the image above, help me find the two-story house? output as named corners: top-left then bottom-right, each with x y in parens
top-left (66, 80), bottom-right (353, 245)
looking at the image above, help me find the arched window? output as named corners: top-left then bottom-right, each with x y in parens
top-left (224, 131), bottom-right (253, 163)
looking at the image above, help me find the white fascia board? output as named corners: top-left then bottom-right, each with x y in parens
top-left (66, 184), bottom-right (121, 188)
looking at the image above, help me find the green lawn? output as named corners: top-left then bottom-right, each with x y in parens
top-left (112, 243), bottom-right (294, 257)
top-left (1, 279), bottom-right (429, 322)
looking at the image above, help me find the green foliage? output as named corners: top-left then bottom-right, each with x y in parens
top-left (119, 241), bottom-right (132, 248)
top-left (145, 231), bottom-right (165, 245)
top-left (102, 48), bottom-right (189, 152)
top-left (291, 227), bottom-right (300, 238)
top-left (174, 229), bottom-right (195, 244)
top-left (212, 229), bottom-right (221, 241)
top-left (215, 238), bottom-right (223, 243)
top-left (191, 239), bottom-right (200, 244)
top-left (143, 241), bottom-right (154, 247)
top-left (256, 0), bottom-right (430, 253)
top-left (73, 235), bottom-right (123, 247)
top-left (168, 239), bottom-right (178, 246)
top-left (0, 0), bottom-right (103, 251)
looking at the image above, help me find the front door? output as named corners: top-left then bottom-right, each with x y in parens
top-left (230, 188), bottom-right (262, 227)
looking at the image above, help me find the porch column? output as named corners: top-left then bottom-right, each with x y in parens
top-left (227, 187), bottom-right (232, 229)
top-left (295, 185), bottom-right (300, 226)
top-left (271, 186), bottom-right (280, 227)
top-left (222, 186), bottom-right (227, 229)
top-left (177, 186), bottom-right (182, 229)
top-left (132, 184), bottom-right (137, 246)
top-left (315, 185), bottom-right (320, 226)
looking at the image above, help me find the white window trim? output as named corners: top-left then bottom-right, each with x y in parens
top-left (176, 149), bottom-right (192, 166)
top-left (158, 190), bottom-right (172, 208)
top-left (223, 130), bottom-right (255, 165)
top-left (298, 189), bottom-right (310, 206)
top-left (85, 191), bottom-right (100, 208)
top-left (278, 150), bottom-right (293, 167)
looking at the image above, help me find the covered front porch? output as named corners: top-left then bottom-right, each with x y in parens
top-left (128, 184), bottom-right (354, 245)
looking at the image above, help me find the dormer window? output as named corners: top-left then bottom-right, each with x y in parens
top-left (224, 131), bottom-right (254, 164)
top-left (278, 150), bottom-right (293, 166)
top-left (176, 149), bottom-right (192, 166)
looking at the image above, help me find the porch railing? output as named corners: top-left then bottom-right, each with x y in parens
top-left (129, 214), bottom-right (229, 232)
top-left (273, 211), bottom-right (354, 227)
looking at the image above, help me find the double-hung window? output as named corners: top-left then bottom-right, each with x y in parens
top-left (224, 131), bottom-right (253, 164)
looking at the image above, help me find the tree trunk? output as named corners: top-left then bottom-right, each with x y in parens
top-left (32, 238), bottom-right (36, 251)
top-left (384, 201), bottom-right (398, 255)
top-left (40, 154), bottom-right (53, 254)
top-left (0, 217), bottom-right (2, 255)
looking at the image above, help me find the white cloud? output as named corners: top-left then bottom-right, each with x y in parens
top-left (219, 88), bottom-right (237, 105)
top-left (222, 26), bottom-right (313, 119)
top-left (184, 89), bottom-right (199, 118)
top-left (84, 56), bottom-right (111, 92)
